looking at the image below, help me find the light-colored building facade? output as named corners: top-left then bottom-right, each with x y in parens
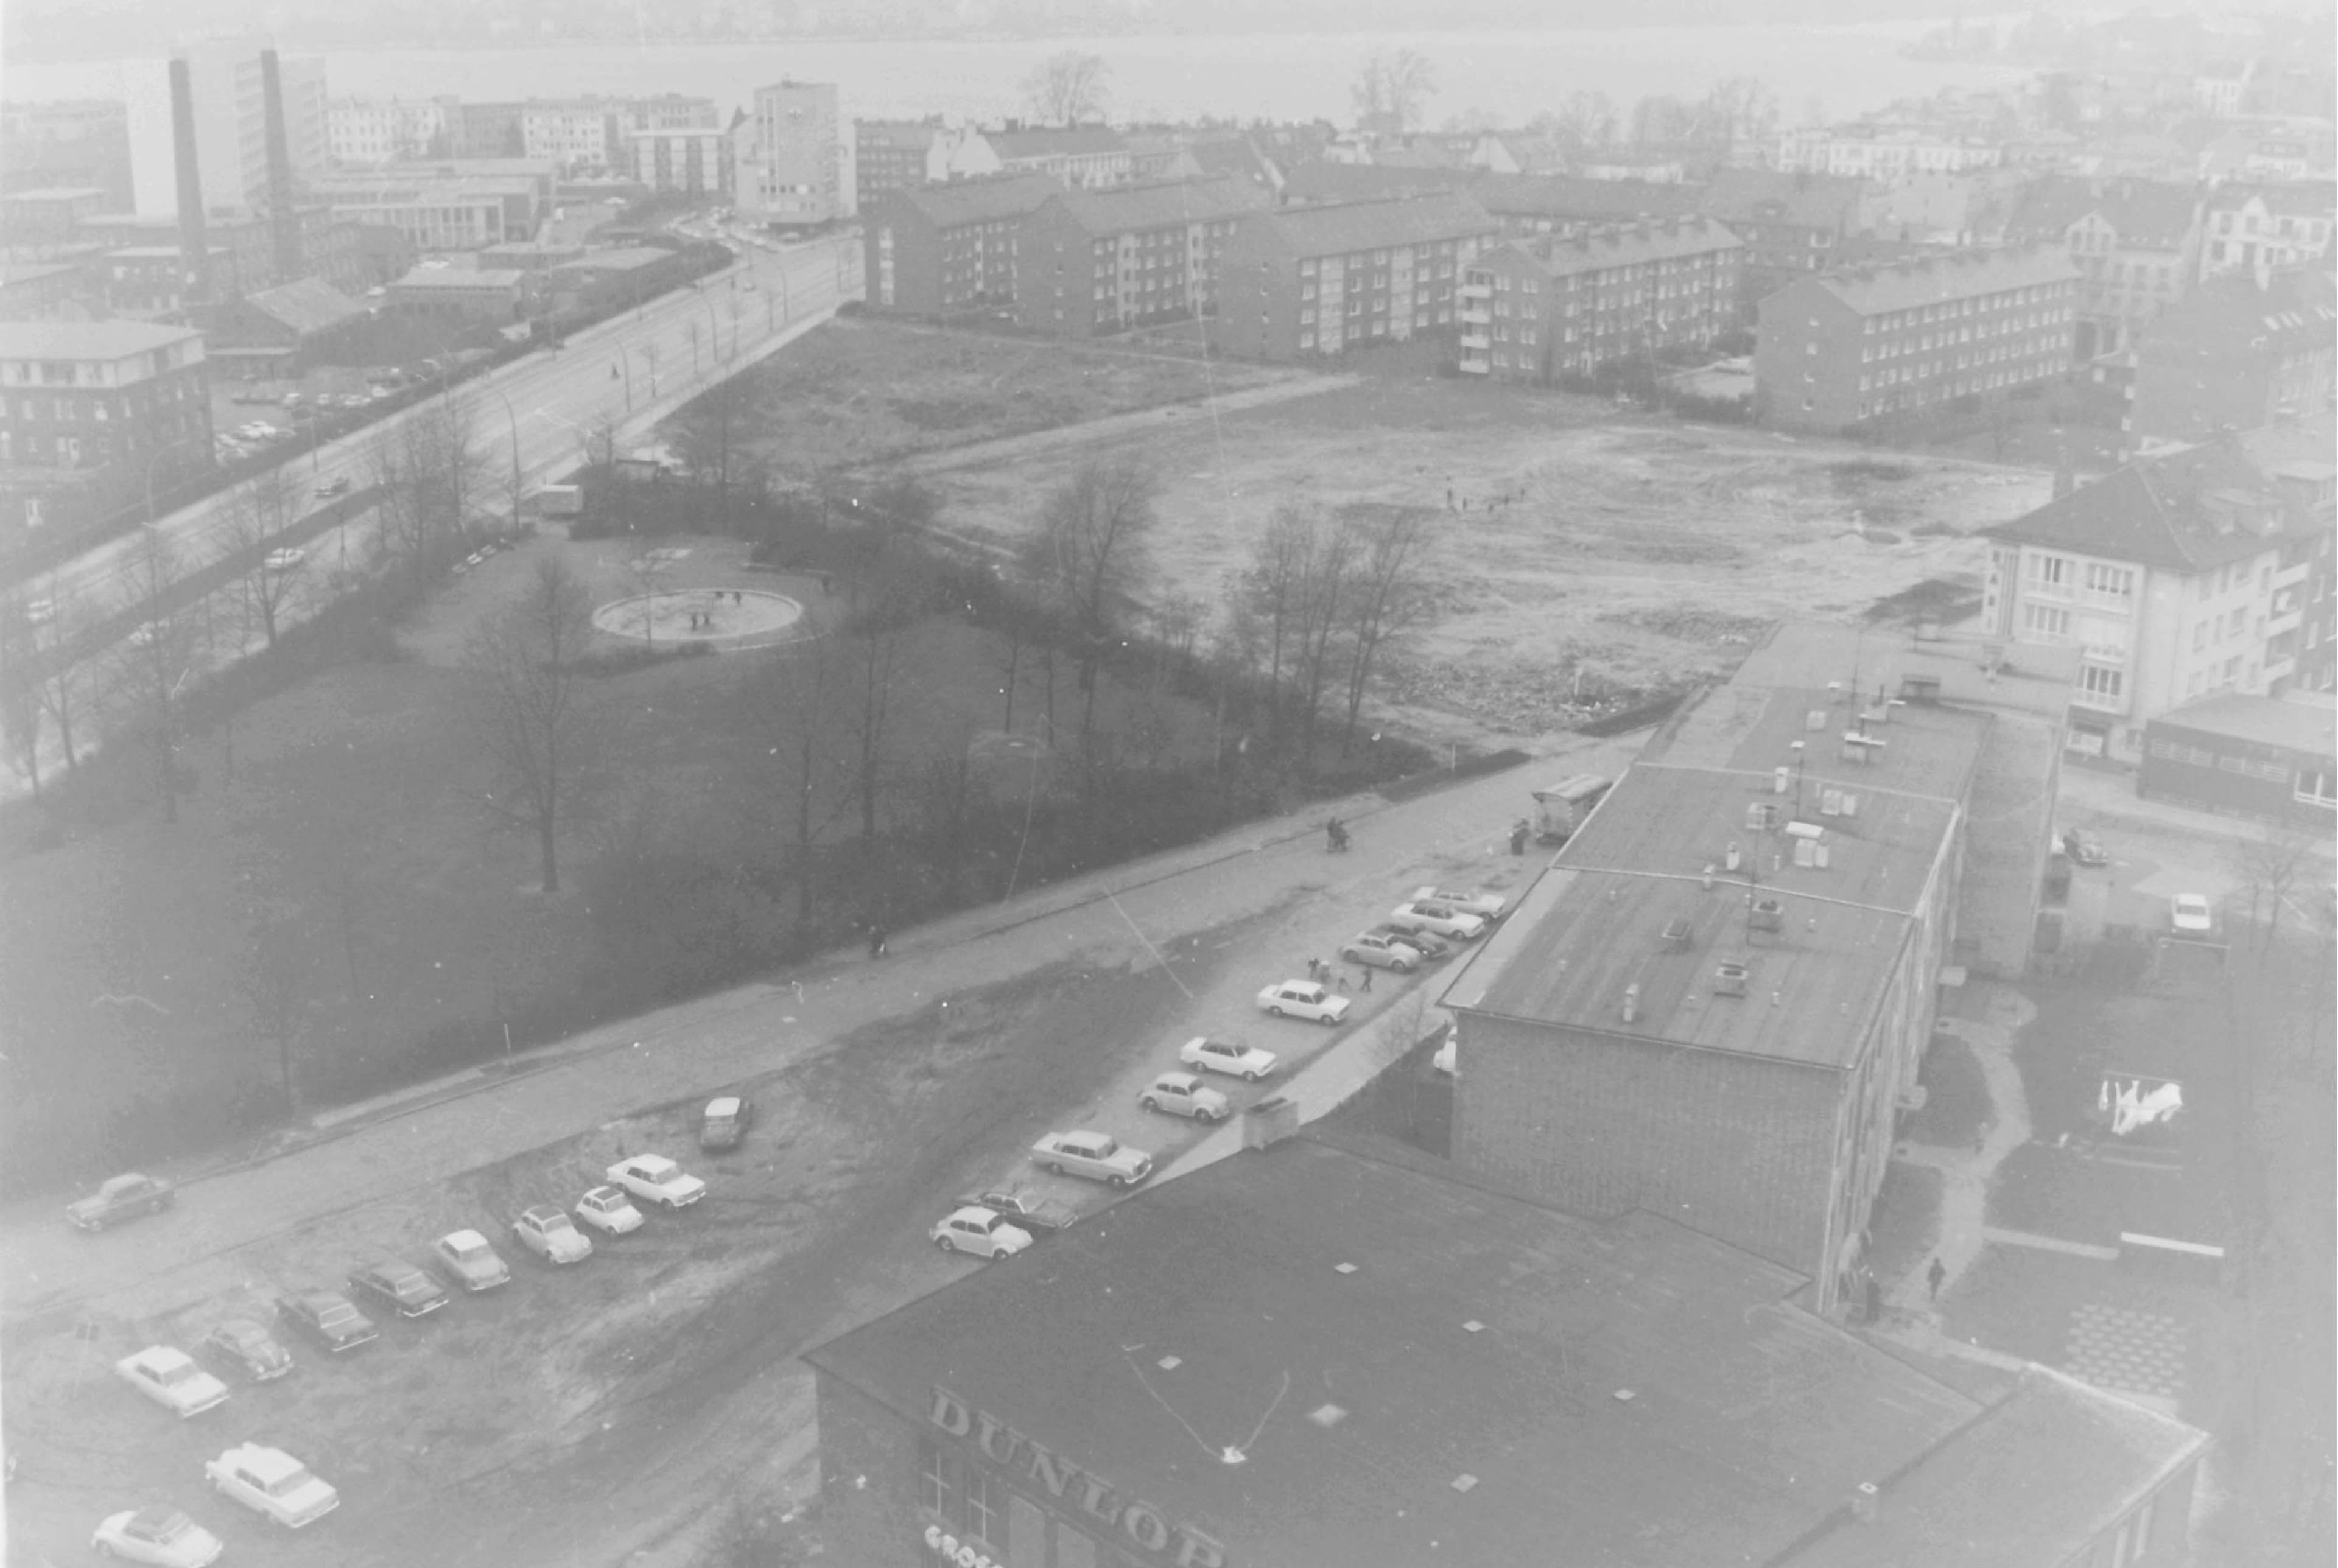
top-left (0, 320), bottom-right (212, 537)
top-left (1213, 193), bottom-right (1496, 362)
top-left (1458, 217), bottom-right (1744, 380)
top-left (739, 82), bottom-right (846, 226)
top-left (1777, 124), bottom-right (2001, 180)
top-left (315, 176), bottom-right (539, 253)
top-left (328, 97), bottom-right (453, 166)
top-left (521, 101), bottom-right (623, 171)
top-left (946, 126), bottom-right (1133, 190)
top-left (122, 39), bottom-right (329, 217)
top-left (628, 127), bottom-right (735, 201)
top-left (2198, 181), bottom-right (2336, 284)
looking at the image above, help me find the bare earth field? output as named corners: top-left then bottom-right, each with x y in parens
top-left (918, 373), bottom-right (2055, 748)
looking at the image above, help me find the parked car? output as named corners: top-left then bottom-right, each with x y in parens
top-left (512, 1204), bottom-right (594, 1264)
top-left (126, 621), bottom-right (163, 649)
top-left (930, 1206), bottom-right (1034, 1259)
top-left (200, 1318), bottom-right (292, 1382)
top-left (68, 1172), bottom-right (175, 1233)
top-left (203, 1443), bottom-right (338, 1528)
top-left (2170, 893), bottom-right (2214, 934)
top-left (953, 1188), bottom-right (1078, 1234)
top-left (273, 1289), bottom-right (377, 1354)
top-left (1030, 1130), bottom-right (1153, 1186)
top-left (91, 1505), bottom-right (225, 1567)
top-left (23, 597), bottom-right (55, 627)
top-left (1409, 885), bottom-right (1508, 920)
top-left (1388, 900), bottom-right (1487, 941)
top-left (606, 1154), bottom-right (707, 1209)
top-left (1254, 981), bottom-right (1350, 1026)
top-left (345, 1259), bottom-right (448, 1318)
top-left (698, 1094), bottom-right (753, 1152)
top-left (430, 1228), bottom-right (511, 1292)
top-left (263, 547), bottom-right (306, 572)
top-left (115, 1346), bottom-right (229, 1418)
top-left (1340, 932), bottom-right (1422, 972)
top-left (1179, 1035), bottom-right (1280, 1079)
top-left (1370, 922), bottom-right (1449, 960)
top-left (574, 1184), bottom-right (645, 1236)
top-left (2062, 829), bottom-right (2108, 867)
top-left (1139, 1071), bottom-right (1230, 1122)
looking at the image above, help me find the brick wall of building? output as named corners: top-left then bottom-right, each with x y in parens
top-left (863, 201), bottom-right (939, 315)
top-left (1955, 710), bottom-right (2060, 978)
top-left (814, 1371), bottom-right (926, 1568)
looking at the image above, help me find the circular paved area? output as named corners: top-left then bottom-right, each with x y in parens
top-left (593, 587), bottom-right (805, 646)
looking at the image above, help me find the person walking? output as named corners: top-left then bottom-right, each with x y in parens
top-left (1360, 967), bottom-right (1372, 993)
top-left (867, 924), bottom-right (888, 959)
top-left (1926, 1256), bottom-right (1947, 1301)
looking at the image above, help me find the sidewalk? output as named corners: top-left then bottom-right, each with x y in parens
top-left (2060, 763), bottom-right (2337, 860)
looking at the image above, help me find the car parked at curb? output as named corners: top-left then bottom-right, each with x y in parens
top-left (1340, 931), bottom-right (1421, 971)
top-left (263, 547), bottom-right (306, 572)
top-left (574, 1184), bottom-right (645, 1236)
top-left (1388, 900), bottom-right (1487, 941)
top-left (607, 1153), bottom-right (707, 1209)
top-left (1254, 981), bottom-right (1350, 1026)
top-left (1179, 1035), bottom-right (1280, 1080)
top-left (69, 1172), bottom-right (175, 1233)
top-left (513, 1204), bottom-right (594, 1264)
top-left (274, 1289), bottom-right (377, 1354)
top-left (1370, 922), bottom-right (1449, 959)
top-left (115, 1346), bottom-right (229, 1418)
top-left (698, 1094), bottom-right (753, 1152)
top-left (1139, 1071), bottom-right (1230, 1122)
top-left (91, 1505), bottom-right (225, 1567)
top-left (346, 1259), bottom-right (449, 1318)
top-left (200, 1318), bottom-right (292, 1382)
top-left (1030, 1130), bottom-right (1153, 1186)
top-left (203, 1443), bottom-right (338, 1528)
top-left (930, 1206), bottom-right (1034, 1259)
top-left (2170, 892), bottom-right (2214, 934)
top-left (430, 1228), bottom-right (511, 1292)
top-left (2061, 828), bottom-right (2108, 867)
top-left (953, 1188), bottom-right (1078, 1234)
top-left (314, 475), bottom-right (351, 498)
top-left (1409, 885), bottom-right (1508, 921)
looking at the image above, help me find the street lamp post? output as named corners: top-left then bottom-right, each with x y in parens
top-left (493, 391), bottom-right (524, 538)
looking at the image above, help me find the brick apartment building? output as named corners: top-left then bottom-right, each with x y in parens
top-left (100, 245), bottom-right (240, 320)
top-left (2244, 421), bottom-right (2338, 694)
top-left (1447, 625), bottom-right (2074, 1308)
top-left (1212, 192), bottom-right (1496, 362)
top-left (1458, 215), bottom-right (1743, 381)
top-left (1754, 246), bottom-right (2081, 433)
top-left (2127, 267), bottom-right (2336, 449)
top-left (1979, 434), bottom-right (2328, 758)
top-left (853, 119), bottom-right (945, 212)
top-left (1696, 169), bottom-right (1874, 321)
top-left (862, 173), bottom-right (1062, 317)
top-left (1012, 176), bottom-right (1268, 338)
top-left (809, 1130), bottom-right (2205, 1568)
top-left (1469, 172), bottom-right (1704, 239)
top-left (0, 320), bottom-right (212, 538)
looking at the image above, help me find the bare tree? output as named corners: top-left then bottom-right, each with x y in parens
top-left (841, 556), bottom-right (933, 842)
top-left (1541, 90), bottom-right (1618, 147)
top-left (365, 435), bottom-right (428, 584)
top-left (1352, 48), bottom-right (1437, 138)
top-left (1022, 51), bottom-right (1112, 125)
top-left (220, 466), bottom-right (306, 652)
top-left (1629, 94), bottom-right (1696, 146)
top-left (2228, 827), bottom-right (2322, 953)
top-left (235, 911), bottom-right (313, 1117)
top-left (1291, 514), bottom-right (1360, 768)
top-left (1020, 455), bottom-right (1156, 762)
top-left (24, 589), bottom-right (88, 779)
top-left (675, 374), bottom-right (760, 495)
top-left (1239, 505), bottom-right (1316, 747)
top-left (1693, 76), bottom-right (1779, 145)
top-left (463, 557), bottom-right (599, 893)
top-left (1339, 506), bottom-right (1433, 753)
top-left (111, 525), bottom-right (192, 823)
top-left (751, 630), bottom-right (854, 866)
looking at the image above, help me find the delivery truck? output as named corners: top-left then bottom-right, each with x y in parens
top-left (1531, 774), bottom-right (1612, 845)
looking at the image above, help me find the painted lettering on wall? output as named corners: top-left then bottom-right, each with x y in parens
top-left (929, 1386), bottom-right (1229, 1568)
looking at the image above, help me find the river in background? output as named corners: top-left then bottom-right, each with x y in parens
top-left (4, 22), bottom-right (2032, 128)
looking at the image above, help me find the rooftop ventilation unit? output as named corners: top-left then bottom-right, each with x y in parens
top-left (1900, 674), bottom-right (1942, 703)
top-left (1660, 917), bottom-right (1694, 952)
top-left (1621, 983), bottom-right (1640, 1024)
top-left (1714, 961), bottom-right (1750, 996)
top-left (1785, 821), bottom-right (1825, 840)
top-left (1748, 897), bottom-right (1785, 932)
top-left (1746, 802), bottom-right (1778, 831)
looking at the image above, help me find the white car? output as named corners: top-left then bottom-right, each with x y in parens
top-left (512, 1203), bottom-right (594, 1264)
top-left (115, 1346), bottom-right (229, 1418)
top-left (431, 1228), bottom-right (511, 1292)
top-left (1409, 885), bottom-right (1508, 920)
top-left (1139, 1071), bottom-right (1230, 1121)
top-left (574, 1184), bottom-right (645, 1236)
top-left (203, 1443), bottom-right (338, 1528)
top-left (1179, 1035), bottom-right (1281, 1080)
top-left (315, 475), bottom-right (351, 498)
top-left (126, 621), bottom-right (164, 648)
top-left (1030, 1130), bottom-right (1154, 1186)
top-left (263, 547), bottom-right (306, 572)
top-left (91, 1505), bottom-right (225, 1567)
top-left (1340, 931), bottom-right (1422, 971)
top-left (2170, 893), bottom-right (2214, 934)
top-left (24, 597), bottom-right (55, 626)
top-left (1388, 900), bottom-right (1488, 941)
top-left (930, 1206), bottom-right (1034, 1259)
top-left (1255, 981), bottom-right (1351, 1026)
top-left (606, 1153), bottom-right (707, 1209)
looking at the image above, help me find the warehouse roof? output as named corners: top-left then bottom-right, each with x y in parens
top-left (1981, 435), bottom-right (2308, 575)
top-left (2150, 691), bottom-right (2338, 752)
top-left (240, 277), bottom-right (369, 335)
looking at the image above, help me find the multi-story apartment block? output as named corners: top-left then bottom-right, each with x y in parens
top-left (121, 40), bottom-right (328, 217)
top-left (1, 99), bottom-right (133, 208)
top-left (2128, 267), bottom-right (2336, 450)
top-left (1012, 176), bottom-right (1269, 338)
top-left (854, 119), bottom-right (946, 212)
top-left (521, 101), bottom-right (623, 171)
top-left (2007, 178), bottom-right (2203, 359)
top-left (862, 173), bottom-right (1062, 317)
top-left (448, 102), bottom-right (526, 160)
top-left (1979, 436), bottom-right (2323, 757)
top-left (2244, 421), bottom-right (2338, 694)
top-left (0, 320), bottom-right (212, 537)
top-left (1697, 169), bottom-right (1873, 320)
top-left (2198, 181), bottom-right (2336, 283)
top-left (1213, 193), bottom-right (1497, 362)
top-left (628, 127), bottom-right (735, 201)
top-left (616, 96), bottom-right (721, 136)
top-left (328, 97), bottom-right (453, 166)
top-left (1458, 217), bottom-right (1743, 381)
top-left (0, 187), bottom-right (108, 257)
top-left (1777, 124), bottom-right (2000, 180)
top-left (102, 245), bottom-right (240, 319)
top-left (739, 82), bottom-right (845, 227)
top-left (1470, 172), bottom-right (1703, 239)
top-left (1754, 247), bottom-right (2081, 432)
top-left (943, 126), bottom-right (1133, 191)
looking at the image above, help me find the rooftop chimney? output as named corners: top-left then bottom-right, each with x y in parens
top-left (261, 49), bottom-right (303, 284)
top-left (167, 56), bottom-right (212, 312)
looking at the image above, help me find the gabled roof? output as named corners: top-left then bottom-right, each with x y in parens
top-left (1790, 245), bottom-right (2080, 317)
top-left (2152, 690), bottom-right (2338, 752)
top-left (1182, 136), bottom-right (1280, 187)
top-left (242, 276), bottom-right (368, 335)
top-left (1500, 216), bottom-right (1744, 278)
top-left (986, 125), bottom-right (1126, 161)
top-left (2205, 178), bottom-right (2338, 216)
top-left (1472, 172), bottom-right (1705, 224)
top-left (1041, 175), bottom-right (1269, 234)
top-left (1698, 168), bottom-right (1867, 231)
top-left (2141, 266), bottom-right (2337, 362)
top-left (1236, 191), bottom-right (1496, 257)
top-left (882, 172), bottom-right (1062, 228)
top-left (1980, 436), bottom-right (2301, 575)
top-left (0, 320), bottom-right (202, 359)
top-left (1373, 134), bottom-right (1478, 170)
top-left (1280, 158), bottom-right (1478, 206)
top-left (390, 267), bottom-right (525, 290)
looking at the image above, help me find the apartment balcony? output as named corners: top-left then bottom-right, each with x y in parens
top-left (1459, 307), bottom-right (1491, 327)
top-left (2274, 559), bottom-right (2310, 589)
top-left (1457, 355), bottom-right (1490, 375)
top-left (2269, 604), bottom-right (2304, 636)
top-left (1459, 329), bottom-right (1490, 351)
top-left (1458, 280), bottom-right (1491, 302)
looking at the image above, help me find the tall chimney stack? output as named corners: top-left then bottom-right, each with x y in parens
top-left (168, 55), bottom-right (213, 312)
top-left (261, 49), bottom-right (303, 285)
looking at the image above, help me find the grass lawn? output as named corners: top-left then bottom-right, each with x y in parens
top-left (1869, 1160), bottom-right (1943, 1283)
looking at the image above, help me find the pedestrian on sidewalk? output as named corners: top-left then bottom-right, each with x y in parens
top-left (868, 924), bottom-right (888, 959)
top-left (1927, 1256), bottom-right (1947, 1301)
top-left (1360, 967), bottom-right (1372, 993)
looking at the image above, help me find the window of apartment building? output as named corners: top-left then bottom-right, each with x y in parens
top-left (2027, 554), bottom-right (2071, 592)
top-left (918, 1438), bottom-right (960, 1521)
top-left (2083, 562), bottom-right (2135, 603)
top-left (2024, 603), bottom-right (2071, 640)
top-left (2298, 769), bottom-right (2338, 807)
top-left (2078, 665), bottom-right (2124, 700)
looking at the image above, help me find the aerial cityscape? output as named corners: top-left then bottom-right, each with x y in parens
top-left (0, 1), bottom-right (2331, 1566)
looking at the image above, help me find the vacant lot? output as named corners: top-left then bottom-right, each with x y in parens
top-left (920, 372), bottom-right (2054, 747)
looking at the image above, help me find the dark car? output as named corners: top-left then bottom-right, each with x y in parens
top-left (1369, 923), bottom-right (1450, 961)
top-left (66, 1172), bottom-right (175, 1233)
top-left (345, 1260), bottom-right (449, 1319)
top-left (2062, 828), bottom-right (2108, 867)
top-left (698, 1095), bottom-right (754, 1152)
top-left (955, 1188), bottom-right (1078, 1235)
top-left (202, 1317), bottom-right (294, 1382)
top-left (275, 1289), bottom-right (379, 1354)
